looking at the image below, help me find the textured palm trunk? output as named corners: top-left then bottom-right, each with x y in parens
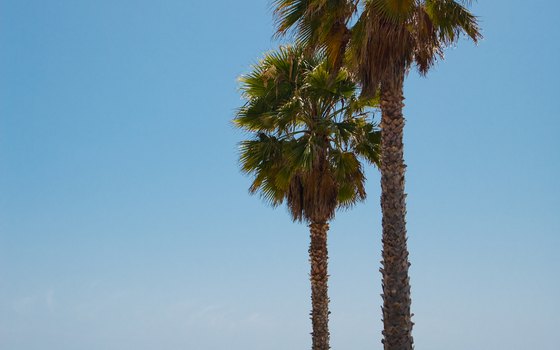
top-left (379, 72), bottom-right (414, 350)
top-left (309, 222), bottom-right (330, 350)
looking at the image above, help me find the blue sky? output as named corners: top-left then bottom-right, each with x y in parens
top-left (1, 1), bottom-right (559, 349)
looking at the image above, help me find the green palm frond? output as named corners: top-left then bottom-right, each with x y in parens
top-left (329, 149), bottom-right (367, 206)
top-left (239, 134), bottom-right (296, 206)
top-left (424, 0), bottom-right (482, 44)
top-left (353, 121), bottom-right (381, 165)
top-left (273, 0), bottom-right (311, 36)
top-left (367, 0), bottom-right (417, 22)
top-left (273, 0), bottom-right (355, 72)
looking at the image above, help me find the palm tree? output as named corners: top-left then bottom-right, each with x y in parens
top-left (273, 1), bottom-right (481, 348)
top-left (234, 46), bottom-right (380, 350)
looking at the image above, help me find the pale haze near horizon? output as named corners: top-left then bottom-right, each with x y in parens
top-left (1, 1), bottom-right (559, 349)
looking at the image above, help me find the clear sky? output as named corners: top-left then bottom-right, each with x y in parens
top-left (1, 1), bottom-right (559, 349)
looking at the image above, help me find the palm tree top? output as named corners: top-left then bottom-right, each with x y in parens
top-left (235, 45), bottom-right (380, 223)
top-left (273, 0), bottom-right (482, 95)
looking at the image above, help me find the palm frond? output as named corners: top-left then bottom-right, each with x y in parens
top-left (366, 0), bottom-right (417, 23)
top-left (274, 0), bottom-right (355, 73)
top-left (424, 0), bottom-right (482, 44)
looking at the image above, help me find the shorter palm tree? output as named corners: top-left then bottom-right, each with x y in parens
top-left (234, 46), bottom-right (380, 350)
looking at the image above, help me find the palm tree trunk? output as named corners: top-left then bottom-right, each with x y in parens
top-left (309, 221), bottom-right (330, 350)
top-left (379, 72), bottom-right (414, 350)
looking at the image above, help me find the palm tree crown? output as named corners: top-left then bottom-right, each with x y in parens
top-left (274, 0), bottom-right (481, 95)
top-left (235, 45), bottom-right (380, 223)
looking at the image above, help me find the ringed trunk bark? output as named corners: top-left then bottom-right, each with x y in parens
top-left (379, 72), bottom-right (414, 350)
top-left (309, 221), bottom-right (330, 350)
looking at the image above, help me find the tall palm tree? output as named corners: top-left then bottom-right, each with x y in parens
top-left (273, 1), bottom-right (481, 348)
top-left (234, 46), bottom-right (380, 350)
